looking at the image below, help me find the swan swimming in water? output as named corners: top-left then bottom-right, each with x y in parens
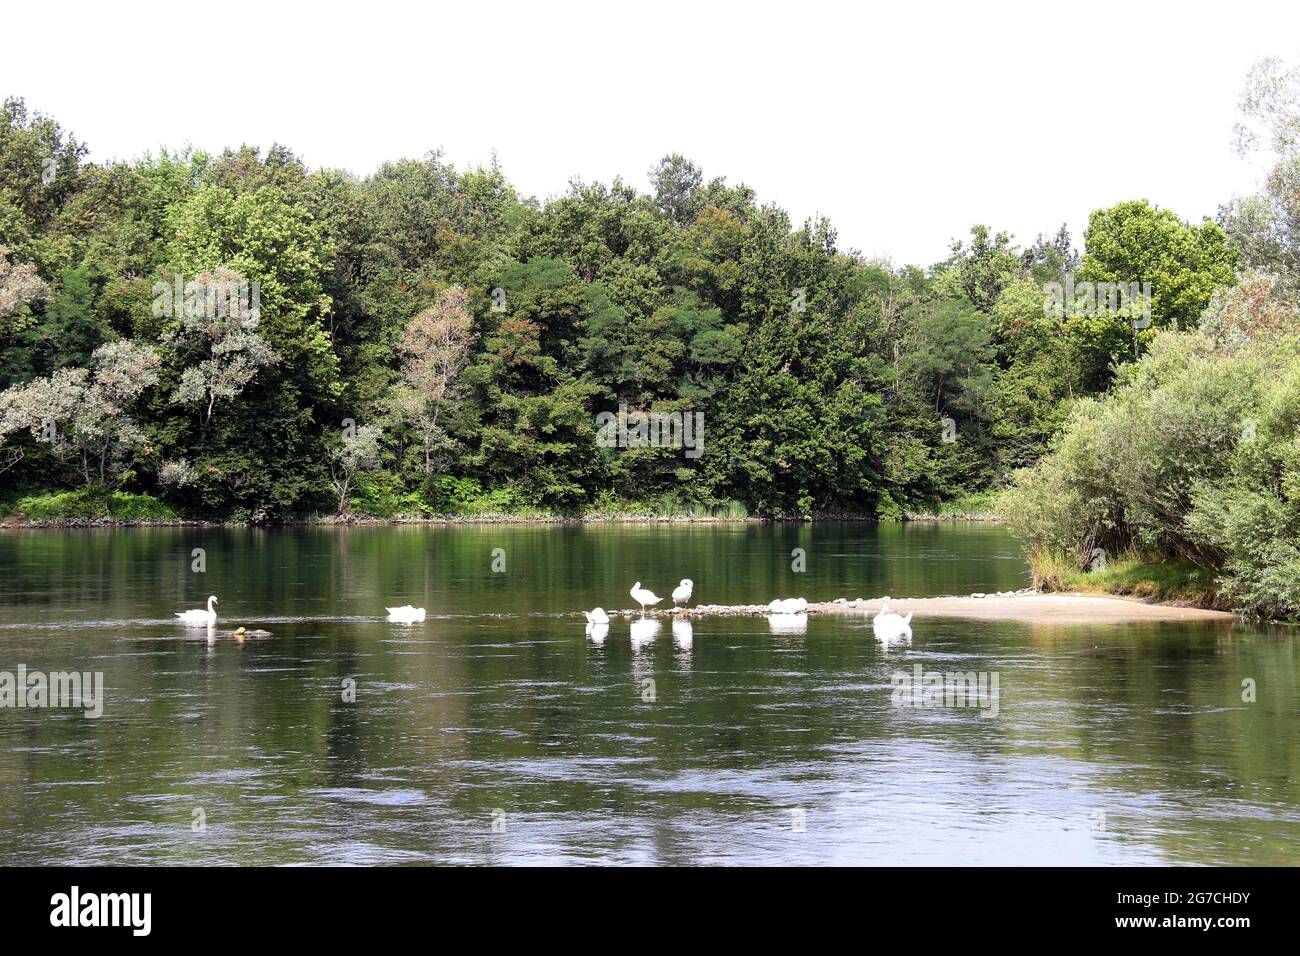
top-left (386, 605), bottom-right (427, 623)
top-left (176, 595), bottom-right (217, 626)
top-left (672, 579), bottom-right (693, 608)
top-left (630, 582), bottom-right (662, 613)
top-left (585, 607), bottom-right (610, 625)
top-left (872, 597), bottom-right (912, 641)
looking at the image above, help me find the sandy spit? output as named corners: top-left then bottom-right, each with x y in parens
top-left (606, 593), bottom-right (1236, 624)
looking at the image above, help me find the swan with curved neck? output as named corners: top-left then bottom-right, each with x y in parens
top-left (176, 595), bottom-right (218, 626)
top-left (630, 582), bottom-right (662, 613)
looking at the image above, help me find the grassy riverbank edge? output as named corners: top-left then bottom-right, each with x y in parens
top-left (0, 488), bottom-right (1007, 527)
top-left (2, 512), bottom-right (977, 528)
top-left (1028, 551), bottom-right (1227, 611)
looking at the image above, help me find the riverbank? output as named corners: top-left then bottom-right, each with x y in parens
top-left (0, 511), bottom-right (997, 528)
top-left (1026, 551), bottom-right (1226, 611)
top-left (0, 486), bottom-right (1003, 526)
top-left (604, 592), bottom-right (1238, 624)
top-left (901, 491), bottom-right (1001, 522)
top-left (0, 513), bottom-right (765, 528)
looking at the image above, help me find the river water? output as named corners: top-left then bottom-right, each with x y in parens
top-left (0, 522), bottom-right (1295, 865)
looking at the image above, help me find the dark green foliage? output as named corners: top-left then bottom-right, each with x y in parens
top-left (0, 102), bottom-right (1244, 520)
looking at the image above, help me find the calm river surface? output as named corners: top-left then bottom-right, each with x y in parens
top-left (0, 523), bottom-right (1295, 865)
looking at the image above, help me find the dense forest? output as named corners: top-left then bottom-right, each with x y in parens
top-left (0, 94), bottom-right (1245, 523)
top-left (2, 57), bottom-right (1299, 622)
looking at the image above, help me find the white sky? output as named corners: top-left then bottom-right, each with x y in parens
top-left (2, 0), bottom-right (1293, 265)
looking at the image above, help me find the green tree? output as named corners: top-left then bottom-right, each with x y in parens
top-left (1081, 200), bottom-right (1237, 331)
top-left (0, 339), bottom-right (159, 488)
top-left (650, 153), bottom-right (704, 226)
top-left (39, 265), bottom-right (107, 370)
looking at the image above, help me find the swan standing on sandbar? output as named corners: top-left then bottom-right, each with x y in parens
top-left (672, 579), bottom-right (693, 608)
top-left (630, 582), bottom-right (662, 613)
top-left (872, 597), bottom-right (912, 641)
top-left (386, 605), bottom-right (427, 623)
top-left (585, 607), bottom-right (610, 624)
top-left (176, 595), bottom-right (217, 626)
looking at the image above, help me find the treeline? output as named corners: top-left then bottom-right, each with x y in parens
top-left (0, 96), bottom-right (1239, 520)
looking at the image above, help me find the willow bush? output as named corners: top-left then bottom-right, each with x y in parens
top-left (1001, 328), bottom-right (1300, 619)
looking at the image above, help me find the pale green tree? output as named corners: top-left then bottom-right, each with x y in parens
top-left (0, 340), bottom-right (159, 486)
top-left (329, 423), bottom-right (383, 514)
top-left (395, 286), bottom-right (474, 472)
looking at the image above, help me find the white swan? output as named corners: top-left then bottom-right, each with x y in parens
top-left (584, 607), bottom-right (610, 625)
top-left (630, 582), bottom-right (662, 613)
top-left (767, 597), bottom-right (808, 614)
top-left (672, 579), bottom-right (693, 607)
top-left (386, 604), bottom-right (426, 623)
top-left (872, 597), bottom-right (912, 641)
top-left (176, 595), bottom-right (217, 626)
